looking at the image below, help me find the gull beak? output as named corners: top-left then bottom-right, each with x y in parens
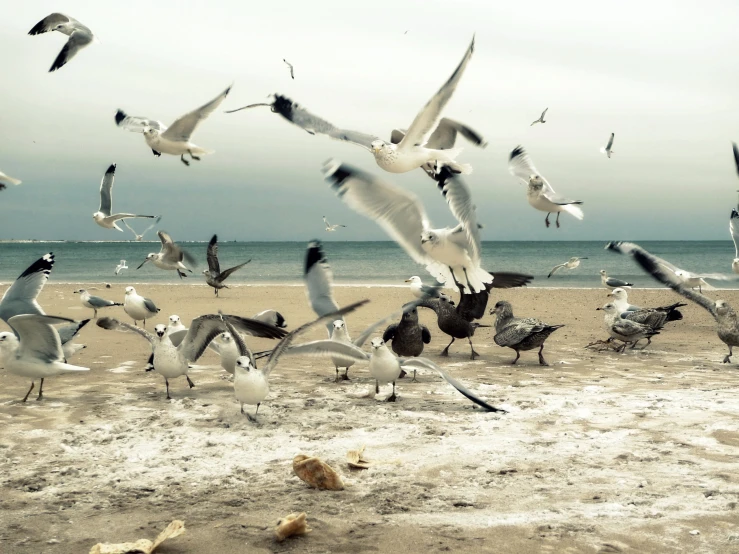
top-left (596, 307), bottom-right (602, 311)
top-left (606, 293), bottom-right (613, 297)
top-left (404, 279), bottom-right (411, 283)
top-left (137, 259), bottom-right (149, 270)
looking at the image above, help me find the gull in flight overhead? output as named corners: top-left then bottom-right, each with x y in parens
top-left (227, 36), bottom-right (477, 175)
top-left (28, 13), bottom-right (95, 72)
top-left (283, 59), bottom-right (294, 79)
top-left (203, 234), bottom-right (251, 296)
top-left (600, 133), bottom-right (615, 158)
top-left (92, 164), bottom-right (159, 231)
top-left (509, 146), bottom-right (584, 228)
top-left (115, 260), bottom-right (128, 275)
top-left (115, 85), bottom-right (232, 166)
top-left (323, 216), bottom-right (346, 232)
top-left (138, 231), bottom-right (196, 279)
top-left (530, 108), bottom-right (548, 126)
top-left (548, 257), bottom-right (588, 278)
top-left (0, 169), bottom-right (22, 191)
top-left (124, 216), bottom-right (161, 242)
top-left (324, 161), bottom-right (491, 293)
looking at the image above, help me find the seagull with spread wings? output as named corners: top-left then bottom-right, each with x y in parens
top-left (323, 216), bottom-right (346, 232)
top-left (530, 108), bottom-right (548, 126)
top-left (28, 13), bottom-right (95, 72)
top-left (324, 162), bottom-right (491, 293)
top-left (600, 133), bottom-right (615, 158)
top-left (548, 257), bottom-right (587, 278)
top-left (0, 169), bottom-right (21, 191)
top-left (283, 59), bottom-right (294, 79)
top-left (203, 234), bottom-right (251, 296)
top-left (115, 85), bottom-right (231, 166)
top-left (137, 231), bottom-right (196, 279)
top-left (509, 146), bottom-right (584, 228)
top-left (227, 37), bottom-right (477, 175)
top-left (123, 217), bottom-right (161, 242)
top-left (92, 164), bottom-right (159, 231)
top-left (304, 241), bottom-right (343, 337)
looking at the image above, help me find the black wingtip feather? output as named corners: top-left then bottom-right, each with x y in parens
top-left (272, 95), bottom-right (295, 121)
top-left (209, 234), bottom-right (218, 246)
top-left (18, 252), bottom-right (54, 279)
top-left (510, 145), bottom-right (525, 160)
top-left (106, 164), bottom-right (116, 175)
top-left (274, 312), bottom-right (287, 328)
top-left (731, 209), bottom-right (739, 220)
top-left (114, 110), bottom-right (127, 126)
top-left (28, 21), bottom-right (48, 35)
top-left (304, 240), bottom-right (326, 275)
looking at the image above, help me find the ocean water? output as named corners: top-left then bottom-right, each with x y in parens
top-left (0, 241), bottom-right (736, 288)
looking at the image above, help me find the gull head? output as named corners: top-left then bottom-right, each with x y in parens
top-left (332, 320), bottom-right (345, 330)
top-left (370, 140), bottom-right (386, 153)
top-left (235, 356), bottom-right (253, 372)
top-left (715, 300), bottom-right (733, 316)
top-left (125, 286), bottom-right (136, 296)
top-left (73, 289), bottom-right (86, 295)
top-left (420, 231), bottom-right (439, 246)
top-left (370, 337), bottom-right (385, 350)
top-left (137, 253), bottom-right (157, 269)
top-left (92, 212), bottom-right (105, 223)
top-left (201, 269), bottom-right (210, 276)
top-left (490, 300), bottom-right (512, 317)
top-left (608, 288), bottom-right (627, 301)
top-left (143, 127), bottom-right (159, 138)
top-left (439, 292), bottom-right (455, 306)
top-left (596, 303), bottom-right (618, 314)
top-left (155, 324), bottom-right (167, 338)
top-left (0, 332), bottom-right (18, 351)
top-left (169, 315), bottom-right (181, 325)
top-left (401, 307), bottom-right (418, 321)
top-left (529, 175), bottom-right (544, 187)
top-left (599, 270), bottom-right (607, 277)
top-left (405, 276), bottom-right (421, 284)
top-left (220, 332), bottom-right (232, 343)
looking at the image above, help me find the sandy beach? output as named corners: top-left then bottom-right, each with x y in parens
top-left (1, 283), bottom-right (738, 553)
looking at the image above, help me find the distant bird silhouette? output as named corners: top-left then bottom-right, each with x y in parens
top-left (530, 108), bottom-right (548, 126)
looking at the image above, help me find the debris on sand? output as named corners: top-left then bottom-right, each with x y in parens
top-left (274, 512), bottom-right (312, 542)
top-left (88, 520), bottom-right (185, 554)
top-left (293, 454), bottom-right (344, 490)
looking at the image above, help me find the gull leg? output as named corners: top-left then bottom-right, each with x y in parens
top-left (215, 288), bottom-right (219, 297)
top-left (462, 267), bottom-right (474, 293)
top-left (189, 150), bottom-right (201, 161)
top-left (723, 346), bottom-right (733, 364)
top-left (375, 380), bottom-right (380, 395)
top-left (186, 376), bottom-right (195, 388)
top-left (341, 367), bottom-right (350, 381)
top-left (538, 345), bottom-right (549, 366)
top-left (511, 350), bottom-right (520, 365)
top-left (545, 213), bottom-right (551, 228)
top-left (93, 308), bottom-right (98, 318)
top-left (556, 213), bottom-right (561, 228)
top-left (334, 366), bottom-right (340, 382)
top-left (240, 403), bottom-right (245, 415)
top-left (441, 337), bottom-right (455, 356)
top-left (22, 381), bottom-right (35, 402)
top-left (468, 337), bottom-right (479, 360)
top-left (165, 378), bottom-right (171, 400)
top-left (247, 407), bottom-right (258, 423)
top-left (386, 381), bottom-right (397, 402)
top-left (411, 370), bottom-right (418, 382)
top-left (36, 378), bottom-right (44, 401)
top-left (180, 154), bottom-right (190, 166)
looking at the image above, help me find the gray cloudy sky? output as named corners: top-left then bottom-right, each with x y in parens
top-left (1, 0), bottom-right (738, 241)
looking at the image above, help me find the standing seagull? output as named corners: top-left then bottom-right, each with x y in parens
top-left (203, 234), bottom-right (251, 296)
top-left (73, 289), bottom-right (122, 318)
top-left (28, 13), bottom-right (95, 72)
top-left (92, 164), bottom-right (159, 231)
top-left (123, 216), bottom-right (162, 242)
top-left (548, 257), bottom-right (588, 278)
top-left (382, 306), bottom-right (431, 379)
top-left (530, 108), bottom-right (548, 126)
top-left (600, 133), bottom-right (615, 158)
top-left (730, 209), bottom-right (739, 275)
top-left (600, 270), bottom-right (633, 290)
top-left (0, 169), bottom-right (21, 190)
top-left (115, 85), bottom-right (232, 166)
top-left (283, 59), bottom-right (294, 79)
top-left (138, 231), bottom-right (196, 279)
top-left (115, 260), bottom-right (128, 275)
top-left (227, 36), bottom-right (476, 176)
top-left (509, 146), bottom-right (583, 228)
top-left (491, 301), bottom-right (563, 365)
top-left (597, 303), bottom-right (659, 352)
top-left (323, 216), bottom-right (346, 232)
top-left (0, 315), bottom-right (89, 401)
top-left (123, 286), bottom-right (159, 327)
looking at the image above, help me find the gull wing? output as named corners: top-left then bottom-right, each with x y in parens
top-left (28, 13), bottom-right (74, 34)
top-left (207, 234), bottom-right (220, 275)
top-left (434, 167), bottom-right (481, 264)
top-left (217, 261), bottom-right (250, 283)
top-left (606, 133), bottom-right (614, 150)
top-left (57, 319), bottom-right (90, 345)
top-left (548, 263), bottom-right (566, 278)
top-left (397, 36), bottom-right (475, 152)
top-left (98, 164), bottom-right (115, 215)
top-left (494, 320), bottom-right (543, 347)
top-left (220, 314), bottom-right (256, 367)
top-left (50, 28), bottom-right (93, 72)
top-left (115, 110), bottom-right (167, 133)
top-left (283, 339), bottom-right (369, 366)
top-left (732, 142), bottom-right (739, 177)
top-left (304, 241), bottom-right (341, 335)
top-left (425, 118), bottom-right (487, 150)
top-left (324, 160), bottom-right (431, 265)
top-left (177, 314), bottom-right (231, 362)
top-left (508, 145), bottom-right (548, 186)
top-left (352, 299), bottom-right (425, 349)
top-left (606, 241), bottom-right (718, 319)
top-left (157, 231), bottom-right (183, 263)
top-left (731, 209), bottom-right (739, 258)
top-left (9, 314), bottom-right (73, 363)
top-left (0, 170), bottom-right (22, 188)
top-left (96, 316), bottom-right (157, 345)
top-left (161, 85), bottom-right (232, 142)
top-left (0, 253), bottom-right (54, 323)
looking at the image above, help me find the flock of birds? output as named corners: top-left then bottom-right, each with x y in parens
top-left (2, 14), bottom-right (739, 419)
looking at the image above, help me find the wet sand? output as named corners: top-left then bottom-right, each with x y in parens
top-left (1, 284), bottom-right (738, 553)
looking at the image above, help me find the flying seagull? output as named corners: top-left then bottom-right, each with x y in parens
top-left (509, 146), bottom-right (583, 228)
top-left (28, 13), bottom-right (95, 72)
top-left (654, 259), bottom-right (734, 293)
top-left (323, 216), bottom-right (346, 232)
top-left (0, 169), bottom-right (21, 191)
top-left (115, 260), bottom-right (128, 275)
top-left (530, 108), bottom-right (548, 126)
top-left (92, 164), bottom-right (159, 231)
top-left (304, 241), bottom-right (343, 336)
top-left (138, 231), bottom-right (196, 278)
top-left (115, 85), bottom-right (232, 166)
top-left (283, 59), bottom-right (294, 79)
top-left (548, 257), bottom-right (587, 278)
top-left (226, 36), bottom-right (476, 175)
top-left (600, 270), bottom-right (633, 290)
top-left (203, 234), bottom-right (251, 296)
top-left (731, 209), bottom-right (739, 275)
top-left (123, 216), bottom-right (161, 242)
top-left (324, 161), bottom-right (491, 293)
top-left (600, 133), bottom-right (615, 158)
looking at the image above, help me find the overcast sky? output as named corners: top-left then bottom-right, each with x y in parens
top-left (1, 0), bottom-right (738, 242)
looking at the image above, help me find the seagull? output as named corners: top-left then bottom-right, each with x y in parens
top-left (509, 146), bottom-right (583, 228)
top-left (123, 216), bottom-right (162, 242)
top-left (597, 303), bottom-right (659, 352)
top-left (203, 234), bottom-right (251, 296)
top-left (730, 209), bottom-right (739, 275)
top-left (115, 85), bottom-right (232, 166)
top-left (323, 216), bottom-right (346, 232)
top-left (123, 286), bottom-right (159, 327)
top-left (97, 313), bottom-right (287, 400)
top-left (138, 231), bottom-right (196, 279)
top-left (608, 287), bottom-right (685, 324)
top-left (92, 164), bottom-right (159, 231)
top-left (28, 13), bottom-right (95, 72)
top-left (0, 315), bottom-right (89, 401)
top-left (608, 241), bottom-right (739, 362)
top-left (548, 257), bottom-right (587, 278)
top-left (530, 108), bottom-right (548, 126)
top-left (490, 300), bottom-right (563, 365)
top-left (324, 161), bottom-right (491, 293)
top-left (227, 37), bottom-right (476, 175)
top-left (115, 260), bottom-right (128, 275)
top-left (417, 294), bottom-right (488, 360)
top-left (600, 270), bottom-right (633, 290)
top-left (0, 169), bottom-right (21, 190)
top-left (405, 276), bottom-right (444, 299)
top-left (144, 315), bottom-right (187, 370)
top-left (73, 289), bottom-right (122, 318)
top-left (382, 306), bottom-right (431, 379)
top-left (253, 310), bottom-right (287, 328)
top-left (304, 241), bottom-right (343, 336)
top-left (600, 133), bottom-right (615, 158)
top-left (652, 259), bottom-right (735, 293)
top-left (283, 59), bottom-right (294, 79)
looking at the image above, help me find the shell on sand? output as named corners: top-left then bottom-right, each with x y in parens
top-left (89, 520), bottom-right (186, 554)
top-left (346, 445), bottom-right (372, 469)
top-left (274, 512), bottom-right (312, 542)
top-left (293, 454), bottom-right (344, 490)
